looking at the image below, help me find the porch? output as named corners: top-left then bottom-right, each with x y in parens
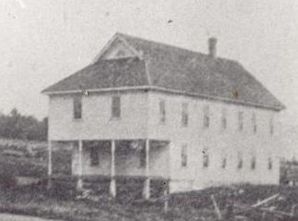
top-left (47, 139), bottom-right (170, 199)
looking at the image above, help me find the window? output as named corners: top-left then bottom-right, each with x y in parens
top-left (73, 96), bottom-right (82, 119)
top-left (159, 99), bottom-right (166, 123)
top-left (203, 105), bottom-right (210, 128)
top-left (238, 111), bottom-right (244, 131)
top-left (268, 157), bottom-right (273, 170)
top-left (252, 113), bottom-right (257, 134)
top-left (251, 155), bottom-right (256, 170)
top-left (222, 157), bottom-right (227, 169)
top-left (111, 96), bottom-right (121, 118)
top-left (139, 145), bottom-right (146, 168)
top-left (181, 145), bottom-right (188, 167)
top-left (203, 148), bottom-right (209, 168)
top-left (270, 117), bottom-right (274, 135)
top-left (237, 152), bottom-right (243, 169)
top-left (181, 103), bottom-right (189, 127)
top-left (221, 108), bottom-right (227, 129)
top-left (90, 147), bottom-right (99, 166)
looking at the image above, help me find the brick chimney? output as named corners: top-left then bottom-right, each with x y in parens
top-left (208, 37), bottom-right (217, 58)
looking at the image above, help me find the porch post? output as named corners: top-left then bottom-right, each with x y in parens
top-left (143, 139), bottom-right (150, 199)
top-left (47, 140), bottom-right (52, 189)
top-left (77, 140), bottom-right (83, 190)
top-left (110, 140), bottom-right (116, 197)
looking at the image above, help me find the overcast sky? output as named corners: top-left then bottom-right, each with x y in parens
top-left (0, 0), bottom-right (297, 129)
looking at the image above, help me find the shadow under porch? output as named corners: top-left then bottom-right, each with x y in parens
top-left (48, 139), bottom-right (170, 199)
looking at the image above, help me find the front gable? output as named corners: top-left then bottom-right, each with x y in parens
top-left (94, 35), bottom-right (141, 61)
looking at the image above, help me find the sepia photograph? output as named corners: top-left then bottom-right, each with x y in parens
top-left (0, 0), bottom-right (297, 220)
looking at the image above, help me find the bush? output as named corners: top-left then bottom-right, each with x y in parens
top-left (0, 165), bottom-right (17, 189)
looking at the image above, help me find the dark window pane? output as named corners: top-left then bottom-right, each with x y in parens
top-left (90, 147), bottom-right (99, 166)
top-left (73, 96), bottom-right (82, 119)
top-left (203, 148), bottom-right (209, 168)
top-left (112, 96), bottom-right (121, 118)
top-left (159, 100), bottom-right (166, 123)
top-left (182, 103), bottom-right (188, 127)
top-left (204, 106), bottom-right (210, 128)
top-left (181, 145), bottom-right (187, 167)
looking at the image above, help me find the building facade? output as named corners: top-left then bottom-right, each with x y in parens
top-left (43, 33), bottom-right (285, 197)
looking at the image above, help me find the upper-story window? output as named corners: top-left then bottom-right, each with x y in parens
top-left (252, 113), bottom-right (257, 134)
top-left (221, 108), bottom-right (227, 130)
top-left (181, 144), bottom-right (188, 167)
top-left (270, 117), bottom-right (274, 135)
top-left (203, 147), bottom-right (209, 168)
top-left (73, 96), bottom-right (82, 119)
top-left (203, 105), bottom-right (210, 128)
top-left (111, 96), bottom-right (121, 119)
top-left (238, 111), bottom-right (244, 131)
top-left (159, 99), bottom-right (166, 124)
top-left (181, 103), bottom-right (189, 127)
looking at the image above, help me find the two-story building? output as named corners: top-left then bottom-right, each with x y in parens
top-left (42, 33), bottom-right (285, 198)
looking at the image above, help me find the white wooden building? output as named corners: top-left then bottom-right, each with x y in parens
top-left (42, 33), bottom-right (285, 198)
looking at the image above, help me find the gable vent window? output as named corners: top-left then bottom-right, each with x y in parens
top-left (111, 96), bottom-right (121, 119)
top-left (252, 113), bottom-right (257, 134)
top-left (181, 144), bottom-right (188, 168)
top-left (203, 105), bottom-right (210, 128)
top-left (238, 111), bottom-right (244, 131)
top-left (73, 96), bottom-right (82, 119)
top-left (181, 103), bottom-right (189, 127)
top-left (159, 99), bottom-right (166, 124)
top-left (221, 108), bottom-right (227, 130)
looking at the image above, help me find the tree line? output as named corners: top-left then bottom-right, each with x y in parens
top-left (0, 108), bottom-right (47, 141)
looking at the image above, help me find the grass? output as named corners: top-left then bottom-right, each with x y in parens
top-left (0, 183), bottom-right (297, 221)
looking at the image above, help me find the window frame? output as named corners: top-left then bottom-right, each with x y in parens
top-left (111, 95), bottom-right (121, 119)
top-left (238, 111), bottom-right (244, 131)
top-left (90, 146), bottom-right (99, 167)
top-left (181, 102), bottom-right (189, 127)
top-left (159, 99), bottom-right (166, 124)
top-left (203, 148), bottom-right (209, 168)
top-left (203, 105), bottom-right (210, 128)
top-left (270, 117), bottom-right (274, 136)
top-left (237, 152), bottom-right (243, 169)
top-left (181, 144), bottom-right (188, 168)
top-left (251, 155), bottom-right (256, 170)
top-left (221, 108), bottom-right (227, 130)
top-left (252, 113), bottom-right (257, 134)
top-left (268, 157), bottom-right (273, 170)
top-left (73, 95), bottom-right (82, 120)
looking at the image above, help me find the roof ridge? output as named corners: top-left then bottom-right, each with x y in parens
top-left (117, 32), bottom-right (236, 63)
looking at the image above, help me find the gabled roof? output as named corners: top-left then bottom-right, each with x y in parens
top-left (43, 33), bottom-right (285, 111)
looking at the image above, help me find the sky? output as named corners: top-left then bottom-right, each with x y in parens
top-left (0, 0), bottom-right (297, 147)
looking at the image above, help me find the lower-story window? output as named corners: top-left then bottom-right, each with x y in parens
top-left (251, 156), bottom-right (256, 170)
top-left (222, 157), bottom-right (227, 169)
top-left (181, 145), bottom-right (188, 168)
top-left (203, 148), bottom-right (209, 168)
top-left (90, 147), bottom-right (99, 166)
top-left (268, 157), bottom-right (273, 170)
top-left (237, 152), bottom-right (243, 169)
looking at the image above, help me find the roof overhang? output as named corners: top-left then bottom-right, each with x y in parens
top-left (42, 85), bottom-right (285, 112)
